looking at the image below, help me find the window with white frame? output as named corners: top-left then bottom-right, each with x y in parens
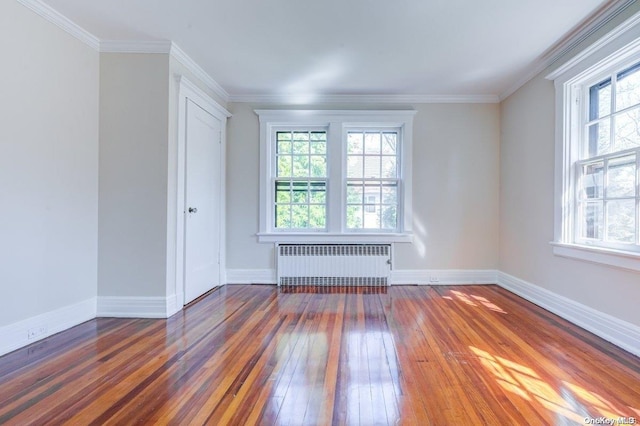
top-left (577, 63), bottom-right (640, 250)
top-left (552, 34), bottom-right (640, 269)
top-left (256, 110), bottom-right (415, 243)
top-left (274, 129), bottom-right (328, 230)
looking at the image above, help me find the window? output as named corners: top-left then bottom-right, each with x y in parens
top-left (274, 130), bottom-right (327, 230)
top-left (346, 131), bottom-right (399, 229)
top-left (576, 62), bottom-right (640, 250)
top-left (550, 29), bottom-right (640, 271)
top-left (256, 110), bottom-right (415, 243)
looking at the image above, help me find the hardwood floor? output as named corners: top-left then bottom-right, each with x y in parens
top-left (1, 285), bottom-right (639, 425)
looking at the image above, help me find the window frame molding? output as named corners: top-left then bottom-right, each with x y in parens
top-left (256, 109), bottom-right (416, 244)
top-left (549, 11), bottom-right (640, 272)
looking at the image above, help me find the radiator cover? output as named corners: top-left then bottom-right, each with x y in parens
top-left (276, 244), bottom-right (391, 286)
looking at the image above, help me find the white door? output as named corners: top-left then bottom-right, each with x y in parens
top-left (184, 99), bottom-right (222, 304)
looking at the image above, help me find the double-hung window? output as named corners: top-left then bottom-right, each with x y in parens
top-left (257, 110), bottom-right (415, 243)
top-left (551, 32), bottom-right (640, 271)
top-left (577, 64), bottom-right (640, 249)
top-left (274, 129), bottom-right (328, 230)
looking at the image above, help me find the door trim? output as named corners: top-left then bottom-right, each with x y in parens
top-left (174, 76), bottom-right (231, 309)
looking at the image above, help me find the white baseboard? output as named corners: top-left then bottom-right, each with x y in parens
top-left (0, 297), bottom-right (97, 357)
top-left (390, 269), bottom-right (498, 285)
top-left (97, 296), bottom-right (173, 318)
top-left (225, 269), bottom-right (276, 284)
top-left (497, 271), bottom-right (640, 358)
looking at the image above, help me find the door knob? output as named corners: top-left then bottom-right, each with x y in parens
top-left (188, 207), bottom-right (198, 213)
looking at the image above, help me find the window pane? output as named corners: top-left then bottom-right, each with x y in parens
top-left (580, 162), bottom-right (603, 199)
top-left (310, 141), bottom-right (326, 154)
top-left (381, 206), bottom-right (397, 229)
top-left (291, 205), bottom-right (309, 228)
top-left (587, 120), bottom-right (611, 156)
top-left (346, 182), bottom-right (363, 203)
top-left (382, 184), bottom-right (397, 204)
top-left (309, 182), bottom-right (326, 204)
top-left (606, 200), bottom-right (636, 243)
top-left (293, 132), bottom-right (309, 142)
top-left (616, 65), bottom-right (640, 111)
top-left (381, 156), bottom-right (397, 178)
top-left (277, 132), bottom-right (292, 141)
top-left (310, 156), bottom-right (326, 177)
top-left (309, 205), bottom-right (326, 228)
top-left (608, 155), bottom-right (636, 198)
top-left (277, 156), bottom-right (292, 177)
top-left (363, 208), bottom-right (380, 228)
top-left (589, 80), bottom-right (611, 120)
top-left (275, 181), bottom-right (291, 203)
top-left (347, 133), bottom-right (363, 154)
top-left (347, 156), bottom-right (363, 178)
top-left (291, 181), bottom-right (308, 203)
top-left (293, 141), bottom-right (308, 154)
top-left (614, 107), bottom-right (640, 151)
top-left (292, 155), bottom-right (309, 177)
top-left (581, 202), bottom-right (603, 240)
top-left (364, 133), bottom-right (381, 154)
top-left (382, 133), bottom-right (397, 154)
top-left (310, 131), bottom-right (326, 141)
top-left (277, 140), bottom-right (292, 154)
top-left (364, 156), bottom-right (381, 178)
top-left (276, 205), bottom-right (291, 228)
top-left (347, 205), bottom-right (363, 229)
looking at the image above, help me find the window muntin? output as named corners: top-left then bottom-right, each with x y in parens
top-left (346, 131), bottom-right (400, 230)
top-left (575, 61), bottom-right (640, 251)
top-left (274, 130), bottom-right (327, 230)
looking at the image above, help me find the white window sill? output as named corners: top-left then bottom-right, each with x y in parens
top-left (257, 232), bottom-right (413, 244)
top-left (550, 242), bottom-right (640, 272)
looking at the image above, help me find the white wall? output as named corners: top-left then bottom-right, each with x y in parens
top-left (98, 53), bottom-right (170, 298)
top-left (225, 103), bottom-right (500, 273)
top-left (0, 0), bottom-right (99, 326)
top-left (500, 5), bottom-right (640, 328)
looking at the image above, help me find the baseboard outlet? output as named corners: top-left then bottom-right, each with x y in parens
top-left (97, 296), bottom-right (173, 318)
top-left (0, 297), bottom-right (97, 357)
top-left (391, 269), bottom-right (498, 285)
top-left (226, 269), bottom-right (276, 284)
top-left (497, 271), bottom-right (640, 358)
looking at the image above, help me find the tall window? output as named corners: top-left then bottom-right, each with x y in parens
top-left (274, 130), bottom-right (327, 230)
top-left (576, 62), bottom-right (640, 251)
top-left (552, 36), bottom-right (640, 270)
top-left (346, 131), bottom-right (400, 230)
top-left (257, 110), bottom-right (415, 243)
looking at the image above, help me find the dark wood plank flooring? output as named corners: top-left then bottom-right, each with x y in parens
top-left (1, 285), bottom-right (639, 425)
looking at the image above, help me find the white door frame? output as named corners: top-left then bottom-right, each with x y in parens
top-left (174, 76), bottom-right (231, 308)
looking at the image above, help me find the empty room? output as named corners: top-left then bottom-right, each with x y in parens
top-left (1, 0), bottom-right (640, 424)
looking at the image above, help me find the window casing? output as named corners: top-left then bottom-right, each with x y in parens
top-left (256, 110), bottom-right (415, 243)
top-left (551, 29), bottom-right (640, 271)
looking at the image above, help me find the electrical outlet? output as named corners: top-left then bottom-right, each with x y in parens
top-left (27, 326), bottom-right (47, 340)
top-left (429, 276), bottom-right (440, 283)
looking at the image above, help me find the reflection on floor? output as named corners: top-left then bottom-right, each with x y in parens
top-left (0, 284), bottom-right (639, 425)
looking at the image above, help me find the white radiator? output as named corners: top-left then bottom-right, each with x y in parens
top-left (276, 244), bottom-right (391, 286)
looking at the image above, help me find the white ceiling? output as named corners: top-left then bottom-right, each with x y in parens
top-left (41, 0), bottom-right (617, 99)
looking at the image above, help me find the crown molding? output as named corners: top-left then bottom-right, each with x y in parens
top-left (500, 0), bottom-right (636, 100)
top-left (228, 93), bottom-right (500, 104)
top-left (16, 0), bottom-right (100, 50)
top-left (100, 40), bottom-right (172, 54)
top-left (170, 43), bottom-right (230, 103)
